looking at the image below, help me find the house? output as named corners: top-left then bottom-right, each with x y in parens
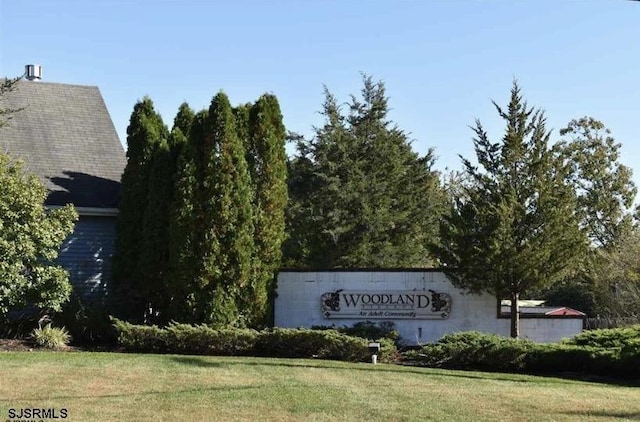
top-left (0, 66), bottom-right (126, 302)
top-left (275, 269), bottom-right (586, 344)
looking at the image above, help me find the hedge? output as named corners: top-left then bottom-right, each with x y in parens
top-left (403, 328), bottom-right (640, 379)
top-left (112, 319), bottom-right (398, 363)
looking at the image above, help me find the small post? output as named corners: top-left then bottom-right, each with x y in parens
top-left (368, 342), bottom-right (380, 365)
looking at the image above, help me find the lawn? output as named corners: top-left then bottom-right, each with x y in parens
top-left (0, 352), bottom-right (639, 421)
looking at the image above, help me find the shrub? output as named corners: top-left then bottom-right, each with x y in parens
top-left (564, 325), bottom-right (640, 349)
top-left (56, 295), bottom-right (117, 346)
top-left (312, 321), bottom-right (401, 343)
top-left (112, 320), bottom-right (399, 362)
top-left (254, 328), bottom-right (364, 361)
top-left (112, 318), bottom-right (167, 353)
top-left (402, 329), bottom-right (640, 379)
top-left (163, 323), bottom-right (258, 356)
top-left (31, 325), bottom-right (71, 350)
top-left (524, 343), bottom-right (619, 376)
top-left (404, 332), bottom-right (532, 371)
top-left (255, 328), bottom-right (398, 363)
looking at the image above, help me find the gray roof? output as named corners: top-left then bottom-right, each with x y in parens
top-left (0, 79), bottom-right (126, 208)
top-left (500, 306), bottom-right (586, 316)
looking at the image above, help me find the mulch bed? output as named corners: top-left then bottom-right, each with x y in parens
top-left (0, 338), bottom-right (79, 352)
top-left (0, 339), bottom-right (36, 352)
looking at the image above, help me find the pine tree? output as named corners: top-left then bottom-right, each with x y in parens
top-left (431, 82), bottom-right (586, 338)
top-left (285, 76), bottom-right (447, 268)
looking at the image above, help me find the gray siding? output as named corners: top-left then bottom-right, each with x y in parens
top-left (58, 215), bottom-right (117, 301)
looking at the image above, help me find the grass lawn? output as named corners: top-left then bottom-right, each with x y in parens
top-left (0, 352), bottom-right (639, 421)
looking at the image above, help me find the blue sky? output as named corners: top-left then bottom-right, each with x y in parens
top-left (1, 0), bottom-right (639, 181)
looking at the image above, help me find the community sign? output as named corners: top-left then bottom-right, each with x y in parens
top-left (321, 290), bottom-right (452, 319)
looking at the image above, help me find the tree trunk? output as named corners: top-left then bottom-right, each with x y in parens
top-left (510, 291), bottom-right (520, 338)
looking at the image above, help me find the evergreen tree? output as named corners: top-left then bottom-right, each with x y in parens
top-left (285, 75), bottom-right (447, 268)
top-left (431, 82), bottom-right (586, 338)
top-left (168, 111), bottom-right (208, 322)
top-left (112, 97), bottom-right (168, 321)
top-left (245, 94), bottom-right (287, 326)
top-left (169, 95), bottom-right (255, 326)
top-left (139, 127), bottom-right (186, 323)
top-left (199, 92), bottom-right (255, 325)
top-left (173, 102), bottom-right (195, 138)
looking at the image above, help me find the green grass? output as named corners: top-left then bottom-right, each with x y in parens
top-left (0, 352), bottom-right (638, 421)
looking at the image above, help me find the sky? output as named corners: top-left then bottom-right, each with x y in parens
top-left (1, 0), bottom-right (639, 182)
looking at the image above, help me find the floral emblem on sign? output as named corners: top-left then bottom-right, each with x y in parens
top-left (321, 289), bottom-right (343, 317)
top-left (429, 289), bottom-right (452, 318)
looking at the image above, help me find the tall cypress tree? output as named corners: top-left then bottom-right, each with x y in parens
top-left (245, 94), bottom-right (287, 326)
top-left (198, 92), bottom-right (255, 326)
top-left (138, 123), bottom-right (188, 324)
top-left (113, 97), bottom-right (167, 321)
top-left (168, 110), bottom-right (207, 322)
top-left (168, 94), bottom-right (255, 326)
top-left (173, 102), bottom-right (195, 138)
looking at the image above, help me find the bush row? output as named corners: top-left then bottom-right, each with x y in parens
top-left (112, 319), bottom-right (398, 363)
top-left (311, 321), bottom-right (401, 343)
top-left (402, 330), bottom-right (640, 379)
top-left (564, 325), bottom-right (640, 349)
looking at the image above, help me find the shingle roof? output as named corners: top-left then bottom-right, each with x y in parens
top-left (0, 79), bottom-right (126, 208)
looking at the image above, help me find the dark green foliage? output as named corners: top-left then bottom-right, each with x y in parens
top-left (564, 325), bottom-right (640, 348)
top-left (112, 319), bottom-right (166, 353)
top-left (524, 344), bottom-right (619, 376)
top-left (312, 321), bottom-right (400, 343)
top-left (285, 75), bottom-right (447, 268)
top-left (168, 111), bottom-right (207, 322)
top-left (167, 92), bottom-right (288, 327)
top-left (139, 128), bottom-right (188, 324)
top-left (403, 328), bottom-right (640, 379)
top-left (404, 332), bottom-right (532, 371)
top-left (55, 294), bottom-right (117, 345)
top-left (431, 82), bottom-right (586, 337)
top-left (169, 94), bottom-right (255, 326)
top-left (536, 277), bottom-right (596, 316)
top-left (113, 97), bottom-right (169, 322)
top-left (116, 92), bottom-right (287, 328)
top-left (244, 95), bottom-right (288, 326)
top-left (199, 92), bottom-right (254, 324)
top-left (256, 328), bottom-right (374, 362)
top-left (164, 323), bottom-right (258, 355)
top-left (112, 320), bottom-right (398, 362)
top-left (172, 102), bottom-right (195, 137)
top-left (112, 319), bottom-right (258, 355)
top-left (139, 140), bottom-right (174, 321)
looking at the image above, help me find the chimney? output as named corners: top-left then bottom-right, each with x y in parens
top-left (25, 64), bottom-right (42, 81)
